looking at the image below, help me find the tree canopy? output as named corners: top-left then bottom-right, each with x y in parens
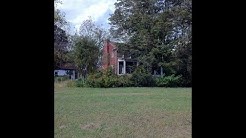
top-left (109, 0), bottom-right (192, 86)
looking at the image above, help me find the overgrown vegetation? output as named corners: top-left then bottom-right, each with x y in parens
top-left (86, 68), bottom-right (122, 88)
top-left (109, 0), bottom-right (192, 87)
top-left (54, 76), bottom-right (70, 82)
top-left (130, 66), bottom-right (155, 87)
top-left (54, 0), bottom-right (192, 87)
top-left (71, 67), bottom-right (182, 88)
top-left (155, 74), bottom-right (182, 87)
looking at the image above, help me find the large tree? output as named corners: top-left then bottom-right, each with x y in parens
top-left (171, 0), bottom-right (192, 86)
top-left (109, 0), bottom-right (192, 86)
top-left (109, 0), bottom-right (175, 72)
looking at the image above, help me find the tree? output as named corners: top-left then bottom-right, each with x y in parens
top-left (73, 36), bottom-right (99, 78)
top-left (109, 0), bottom-right (176, 73)
top-left (54, 25), bottom-right (69, 68)
top-left (79, 18), bottom-right (110, 68)
top-left (54, 0), bottom-right (70, 69)
top-left (169, 0), bottom-right (192, 86)
top-left (79, 18), bottom-right (109, 50)
top-left (109, 0), bottom-right (192, 86)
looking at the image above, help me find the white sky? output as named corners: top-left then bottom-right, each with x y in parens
top-left (56, 0), bottom-right (117, 34)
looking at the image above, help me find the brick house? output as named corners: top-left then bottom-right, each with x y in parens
top-left (102, 40), bottom-right (138, 75)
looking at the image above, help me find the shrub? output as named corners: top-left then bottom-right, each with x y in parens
top-left (75, 78), bottom-right (87, 87)
top-left (155, 74), bottom-right (182, 87)
top-left (117, 75), bottom-right (133, 87)
top-left (130, 66), bottom-right (155, 87)
top-left (86, 68), bottom-right (118, 88)
top-left (79, 67), bottom-right (183, 88)
top-left (86, 71), bottom-right (103, 87)
top-left (101, 75), bottom-right (118, 88)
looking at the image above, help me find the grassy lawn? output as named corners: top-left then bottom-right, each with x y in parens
top-left (55, 87), bottom-right (191, 138)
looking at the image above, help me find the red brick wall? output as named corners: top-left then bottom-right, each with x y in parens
top-left (102, 40), bottom-right (117, 74)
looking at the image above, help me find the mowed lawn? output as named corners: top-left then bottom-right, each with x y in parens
top-left (55, 87), bottom-right (191, 138)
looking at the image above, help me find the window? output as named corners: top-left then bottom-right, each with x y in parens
top-left (118, 61), bottom-right (124, 74)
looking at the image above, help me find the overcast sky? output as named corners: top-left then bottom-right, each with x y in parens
top-left (56, 0), bottom-right (117, 34)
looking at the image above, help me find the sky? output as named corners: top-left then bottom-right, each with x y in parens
top-left (56, 0), bottom-right (117, 34)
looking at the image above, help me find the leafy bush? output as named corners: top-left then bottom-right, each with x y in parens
top-left (75, 78), bottom-right (87, 87)
top-left (86, 71), bottom-right (103, 87)
top-left (155, 74), bottom-right (182, 87)
top-left (117, 75), bottom-right (133, 87)
top-left (101, 75), bottom-right (118, 88)
top-left (74, 66), bottom-right (184, 88)
top-left (86, 68), bottom-right (118, 88)
top-left (130, 66), bottom-right (155, 87)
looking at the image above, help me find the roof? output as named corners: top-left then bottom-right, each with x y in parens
top-left (56, 63), bottom-right (76, 70)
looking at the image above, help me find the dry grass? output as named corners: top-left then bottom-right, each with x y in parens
top-left (54, 80), bottom-right (73, 92)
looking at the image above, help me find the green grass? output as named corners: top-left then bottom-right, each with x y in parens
top-left (55, 87), bottom-right (191, 138)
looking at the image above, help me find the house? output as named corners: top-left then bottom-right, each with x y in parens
top-left (101, 39), bottom-right (165, 76)
top-left (54, 63), bottom-right (78, 80)
top-left (102, 40), bottom-right (138, 75)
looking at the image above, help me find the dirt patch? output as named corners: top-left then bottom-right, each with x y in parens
top-left (59, 125), bottom-right (66, 129)
top-left (80, 123), bottom-right (100, 130)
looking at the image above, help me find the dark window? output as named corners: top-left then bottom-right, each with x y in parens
top-left (126, 61), bottom-right (137, 74)
top-left (119, 61), bottom-right (124, 74)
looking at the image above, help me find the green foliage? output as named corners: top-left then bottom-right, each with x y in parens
top-left (86, 68), bottom-right (118, 88)
top-left (73, 36), bottom-right (99, 77)
top-left (109, 0), bottom-right (192, 86)
top-left (117, 75), bottom-right (133, 87)
top-left (54, 0), bottom-right (70, 69)
top-left (55, 76), bottom-right (70, 82)
top-left (86, 71), bottom-right (102, 87)
top-left (155, 74), bottom-right (182, 87)
top-left (130, 66), bottom-right (155, 87)
top-left (86, 68), bottom-right (133, 88)
top-left (75, 78), bottom-right (87, 87)
top-left (74, 68), bottom-right (184, 88)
